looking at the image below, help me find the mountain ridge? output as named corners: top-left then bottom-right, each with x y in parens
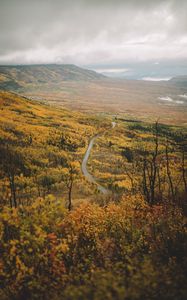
top-left (0, 64), bottom-right (106, 91)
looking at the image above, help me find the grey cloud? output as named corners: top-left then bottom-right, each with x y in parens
top-left (0, 0), bottom-right (187, 65)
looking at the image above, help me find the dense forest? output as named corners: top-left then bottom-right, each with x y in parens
top-left (0, 91), bottom-right (187, 300)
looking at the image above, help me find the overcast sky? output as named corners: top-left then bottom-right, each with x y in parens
top-left (0, 0), bottom-right (187, 68)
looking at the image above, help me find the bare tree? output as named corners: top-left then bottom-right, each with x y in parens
top-left (140, 121), bottom-right (160, 204)
top-left (181, 148), bottom-right (187, 192)
top-left (0, 145), bottom-right (27, 208)
top-left (165, 140), bottom-right (175, 202)
top-left (62, 162), bottom-right (79, 211)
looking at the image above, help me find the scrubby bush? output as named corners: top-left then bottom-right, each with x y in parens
top-left (0, 195), bottom-right (186, 300)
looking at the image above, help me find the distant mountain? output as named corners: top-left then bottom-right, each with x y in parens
top-left (91, 62), bottom-right (187, 81)
top-left (0, 64), bottom-right (106, 91)
top-left (169, 76), bottom-right (187, 88)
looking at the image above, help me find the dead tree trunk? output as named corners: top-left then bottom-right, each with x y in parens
top-left (165, 140), bottom-right (175, 203)
top-left (181, 149), bottom-right (187, 192)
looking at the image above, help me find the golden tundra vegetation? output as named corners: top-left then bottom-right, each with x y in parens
top-left (0, 90), bottom-right (187, 300)
top-left (1, 65), bottom-right (187, 124)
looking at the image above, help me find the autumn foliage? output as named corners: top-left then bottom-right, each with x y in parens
top-left (0, 195), bottom-right (186, 300)
top-left (0, 91), bottom-right (187, 300)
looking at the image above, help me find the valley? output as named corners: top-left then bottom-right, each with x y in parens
top-left (1, 0), bottom-right (187, 298)
top-left (0, 65), bottom-right (187, 300)
top-left (0, 65), bottom-right (187, 206)
top-left (1, 64), bottom-right (187, 125)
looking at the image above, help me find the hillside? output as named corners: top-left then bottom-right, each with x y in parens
top-left (0, 64), bottom-right (106, 91)
top-left (0, 91), bottom-right (111, 207)
top-left (0, 65), bottom-right (187, 125)
top-left (169, 75), bottom-right (187, 88)
top-left (0, 91), bottom-right (187, 300)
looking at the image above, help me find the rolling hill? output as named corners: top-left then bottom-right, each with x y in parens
top-left (0, 65), bottom-right (187, 125)
top-left (0, 64), bottom-right (106, 91)
top-left (0, 90), bottom-right (104, 203)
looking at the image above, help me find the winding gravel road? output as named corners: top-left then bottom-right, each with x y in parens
top-left (81, 122), bottom-right (116, 194)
